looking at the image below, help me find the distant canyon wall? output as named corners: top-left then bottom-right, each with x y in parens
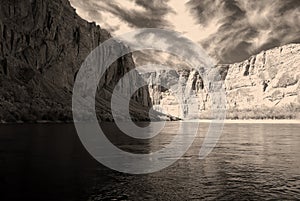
top-left (143, 44), bottom-right (300, 119)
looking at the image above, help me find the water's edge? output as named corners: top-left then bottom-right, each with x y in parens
top-left (1, 119), bottom-right (299, 125)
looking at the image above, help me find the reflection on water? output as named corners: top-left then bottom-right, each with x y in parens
top-left (0, 123), bottom-right (299, 200)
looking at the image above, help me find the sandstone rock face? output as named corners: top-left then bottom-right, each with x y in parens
top-left (0, 0), bottom-right (151, 122)
top-left (225, 44), bottom-right (300, 110)
top-left (143, 68), bottom-right (214, 119)
top-left (143, 44), bottom-right (300, 119)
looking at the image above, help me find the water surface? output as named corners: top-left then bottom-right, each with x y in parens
top-left (0, 122), bottom-right (299, 200)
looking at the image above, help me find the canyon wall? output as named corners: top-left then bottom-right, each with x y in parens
top-left (225, 43), bottom-right (300, 119)
top-left (0, 0), bottom-right (151, 122)
top-left (143, 44), bottom-right (300, 119)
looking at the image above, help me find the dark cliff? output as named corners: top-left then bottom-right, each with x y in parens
top-left (0, 0), bottom-right (152, 123)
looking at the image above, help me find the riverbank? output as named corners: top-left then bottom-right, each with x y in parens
top-left (1, 119), bottom-right (300, 124)
top-left (183, 119), bottom-right (300, 124)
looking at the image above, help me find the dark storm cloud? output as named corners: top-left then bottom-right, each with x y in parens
top-left (134, 0), bottom-right (173, 16)
top-left (187, 0), bottom-right (300, 63)
top-left (70, 0), bottom-right (174, 29)
top-left (187, 0), bottom-right (245, 26)
top-left (100, 1), bottom-right (174, 28)
top-left (70, 0), bottom-right (300, 64)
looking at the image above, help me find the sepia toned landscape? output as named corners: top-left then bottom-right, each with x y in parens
top-left (0, 0), bottom-right (299, 200)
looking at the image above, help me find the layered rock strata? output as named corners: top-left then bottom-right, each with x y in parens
top-left (143, 44), bottom-right (300, 119)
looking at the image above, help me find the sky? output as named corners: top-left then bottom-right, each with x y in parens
top-left (69, 0), bottom-right (300, 64)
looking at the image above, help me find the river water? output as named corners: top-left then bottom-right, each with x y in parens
top-left (0, 122), bottom-right (299, 200)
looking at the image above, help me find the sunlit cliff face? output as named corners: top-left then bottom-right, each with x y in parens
top-left (69, 0), bottom-right (300, 64)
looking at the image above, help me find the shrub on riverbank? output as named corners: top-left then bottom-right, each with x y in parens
top-left (200, 104), bottom-right (300, 120)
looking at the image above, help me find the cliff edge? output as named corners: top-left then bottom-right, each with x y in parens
top-left (0, 0), bottom-right (151, 123)
top-left (143, 44), bottom-right (300, 119)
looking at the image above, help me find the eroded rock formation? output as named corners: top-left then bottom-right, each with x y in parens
top-left (225, 44), bottom-right (300, 113)
top-left (143, 44), bottom-right (300, 119)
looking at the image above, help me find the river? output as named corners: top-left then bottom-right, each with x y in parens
top-left (0, 122), bottom-right (299, 200)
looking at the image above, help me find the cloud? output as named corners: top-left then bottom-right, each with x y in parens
top-left (99, 1), bottom-right (174, 28)
top-left (69, 0), bottom-right (300, 64)
top-left (70, 0), bottom-right (174, 33)
top-left (187, 0), bottom-right (300, 63)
